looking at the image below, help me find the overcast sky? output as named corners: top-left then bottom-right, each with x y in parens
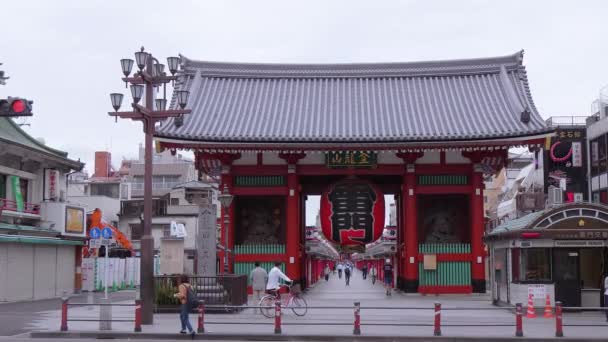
top-left (2, 0), bottom-right (608, 224)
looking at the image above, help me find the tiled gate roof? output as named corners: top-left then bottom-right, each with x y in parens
top-left (156, 51), bottom-right (550, 145)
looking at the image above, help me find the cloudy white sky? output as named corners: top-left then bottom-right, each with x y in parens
top-left (2, 0), bottom-right (608, 223)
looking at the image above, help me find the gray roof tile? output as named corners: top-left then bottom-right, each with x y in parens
top-left (157, 51), bottom-right (551, 144)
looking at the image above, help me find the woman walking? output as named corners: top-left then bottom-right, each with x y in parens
top-left (174, 275), bottom-right (196, 337)
top-left (324, 263), bottom-right (331, 281)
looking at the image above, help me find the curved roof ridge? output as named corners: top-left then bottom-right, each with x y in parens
top-left (0, 117), bottom-right (83, 168)
top-left (179, 51), bottom-right (525, 78)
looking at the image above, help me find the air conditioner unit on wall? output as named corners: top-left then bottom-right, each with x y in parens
top-left (119, 183), bottom-right (132, 200)
top-left (548, 186), bottom-right (563, 206)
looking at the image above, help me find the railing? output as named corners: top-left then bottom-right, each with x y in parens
top-left (55, 299), bottom-right (608, 338)
top-left (0, 198), bottom-right (40, 215)
top-left (234, 244), bottom-right (286, 254)
top-left (197, 302), bottom-right (522, 337)
top-left (130, 182), bottom-right (181, 190)
top-left (60, 295), bottom-right (141, 332)
top-left (545, 116), bottom-right (589, 127)
top-left (154, 275), bottom-right (247, 312)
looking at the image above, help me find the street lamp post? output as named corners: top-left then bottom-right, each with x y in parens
top-left (108, 47), bottom-right (191, 324)
top-left (217, 184), bottom-right (233, 274)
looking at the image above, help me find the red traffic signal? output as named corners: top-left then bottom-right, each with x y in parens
top-left (0, 97), bottom-right (33, 117)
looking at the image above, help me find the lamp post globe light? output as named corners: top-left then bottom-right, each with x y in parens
top-left (108, 47), bottom-right (191, 324)
top-left (218, 184), bottom-right (233, 274)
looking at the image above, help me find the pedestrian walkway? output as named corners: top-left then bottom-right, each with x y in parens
top-left (28, 271), bottom-right (608, 339)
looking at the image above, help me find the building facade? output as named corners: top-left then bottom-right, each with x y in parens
top-left (588, 109), bottom-right (608, 203)
top-left (0, 117), bottom-right (85, 301)
top-left (118, 181), bottom-right (216, 275)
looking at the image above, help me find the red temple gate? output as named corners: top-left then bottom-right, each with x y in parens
top-left (156, 51), bottom-right (552, 294)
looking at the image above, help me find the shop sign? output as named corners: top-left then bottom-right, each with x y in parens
top-left (423, 254), bottom-right (437, 270)
top-left (554, 240), bottom-right (606, 247)
top-left (557, 130), bottom-right (583, 139)
top-left (46, 169), bottom-right (59, 200)
top-left (326, 151), bottom-right (377, 168)
top-left (528, 284), bottom-right (546, 299)
top-left (555, 231), bottom-right (608, 239)
top-left (571, 142), bottom-right (582, 167)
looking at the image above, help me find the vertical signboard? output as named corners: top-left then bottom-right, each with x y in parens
top-left (197, 204), bottom-right (217, 276)
top-left (45, 169), bottom-right (59, 200)
top-left (10, 176), bottom-right (24, 211)
top-left (544, 128), bottom-right (588, 201)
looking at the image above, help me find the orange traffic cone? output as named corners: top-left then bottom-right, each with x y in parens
top-left (543, 294), bottom-right (554, 318)
top-left (526, 294), bottom-right (536, 318)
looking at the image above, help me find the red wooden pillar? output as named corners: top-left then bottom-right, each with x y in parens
top-left (220, 167), bottom-right (235, 274)
top-left (403, 165), bottom-right (418, 292)
top-left (205, 152), bottom-right (240, 275)
top-left (470, 166), bottom-right (486, 293)
top-left (397, 153), bottom-right (422, 293)
top-left (286, 167), bottom-right (300, 280)
top-left (279, 153), bottom-right (305, 282)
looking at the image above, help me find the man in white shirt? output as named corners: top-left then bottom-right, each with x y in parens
top-left (266, 262), bottom-right (292, 296)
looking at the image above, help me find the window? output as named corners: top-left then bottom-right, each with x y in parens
top-left (0, 175), bottom-right (6, 199)
top-left (519, 249), bottom-right (552, 282)
top-left (130, 224), bottom-right (142, 240)
top-left (170, 198), bottom-right (179, 206)
top-left (19, 178), bottom-right (28, 202)
top-left (90, 183), bottom-right (119, 198)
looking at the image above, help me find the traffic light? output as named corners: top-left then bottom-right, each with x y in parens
top-left (0, 97), bottom-right (33, 117)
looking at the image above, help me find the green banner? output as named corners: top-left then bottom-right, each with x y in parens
top-left (10, 176), bottom-right (24, 211)
top-left (325, 151), bottom-right (377, 168)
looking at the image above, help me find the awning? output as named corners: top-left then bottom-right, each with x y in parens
top-left (0, 234), bottom-right (84, 246)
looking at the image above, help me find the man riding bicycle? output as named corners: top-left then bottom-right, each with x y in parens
top-left (266, 262), bottom-right (292, 297)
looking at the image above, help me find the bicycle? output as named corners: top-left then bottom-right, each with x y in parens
top-left (259, 283), bottom-right (308, 318)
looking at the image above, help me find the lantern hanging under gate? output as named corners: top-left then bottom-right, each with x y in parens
top-left (320, 179), bottom-right (385, 246)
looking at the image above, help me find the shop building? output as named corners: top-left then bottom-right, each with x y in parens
top-left (487, 202), bottom-right (608, 308)
top-left (0, 117), bottom-right (85, 301)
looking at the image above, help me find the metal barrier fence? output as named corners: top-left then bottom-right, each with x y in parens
top-left (197, 301), bottom-right (522, 337)
top-left (59, 298), bottom-right (608, 338)
top-left (154, 275), bottom-right (247, 311)
top-left (60, 295), bottom-right (141, 332)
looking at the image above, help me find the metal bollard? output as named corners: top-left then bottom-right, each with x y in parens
top-left (555, 301), bottom-right (563, 337)
top-left (353, 301), bottom-right (361, 335)
top-left (134, 299), bottom-right (142, 332)
top-left (60, 293), bottom-right (68, 332)
top-left (197, 301), bottom-right (205, 333)
top-left (433, 302), bottom-right (441, 336)
top-left (515, 303), bottom-right (523, 337)
top-left (274, 300), bottom-right (282, 334)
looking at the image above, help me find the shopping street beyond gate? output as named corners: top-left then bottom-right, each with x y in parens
top-left (30, 269), bottom-right (608, 340)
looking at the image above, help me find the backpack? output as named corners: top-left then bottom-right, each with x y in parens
top-left (185, 284), bottom-right (199, 309)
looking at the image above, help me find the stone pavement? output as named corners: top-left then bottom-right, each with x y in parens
top-left (0, 290), bottom-right (136, 337)
top-left (28, 269), bottom-right (608, 340)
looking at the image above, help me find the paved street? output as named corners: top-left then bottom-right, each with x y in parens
top-left (20, 269), bottom-right (608, 340)
top-left (0, 290), bottom-right (136, 337)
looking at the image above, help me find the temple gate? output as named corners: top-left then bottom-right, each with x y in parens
top-left (156, 51), bottom-right (552, 293)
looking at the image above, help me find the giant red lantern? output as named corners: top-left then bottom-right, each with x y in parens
top-left (320, 179), bottom-right (385, 246)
